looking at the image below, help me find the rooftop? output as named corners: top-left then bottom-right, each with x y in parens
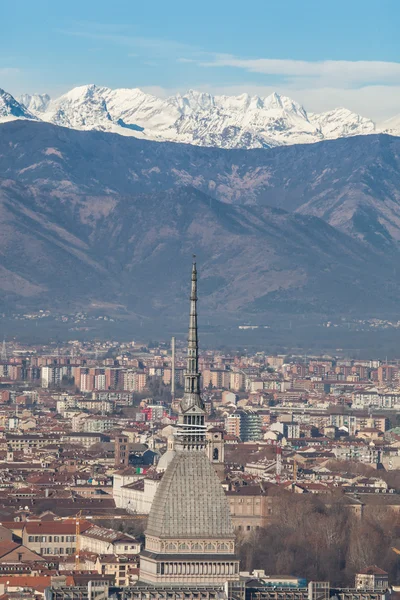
top-left (146, 451), bottom-right (234, 539)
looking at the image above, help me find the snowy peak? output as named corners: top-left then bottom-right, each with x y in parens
top-left (380, 114), bottom-right (400, 136)
top-left (19, 93), bottom-right (50, 114)
top-left (0, 89), bottom-right (37, 122)
top-left (310, 108), bottom-right (376, 137)
top-left (15, 84), bottom-right (382, 148)
top-left (41, 84), bottom-right (115, 130)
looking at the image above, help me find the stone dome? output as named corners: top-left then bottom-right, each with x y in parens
top-left (146, 451), bottom-right (234, 539)
top-left (156, 448), bottom-right (176, 473)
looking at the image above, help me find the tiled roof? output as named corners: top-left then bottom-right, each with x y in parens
top-left (24, 521), bottom-right (91, 534)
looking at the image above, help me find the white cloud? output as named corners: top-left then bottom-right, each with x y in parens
top-left (199, 55), bottom-right (400, 87)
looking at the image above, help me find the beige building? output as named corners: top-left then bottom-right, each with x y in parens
top-left (96, 555), bottom-right (138, 587)
top-left (61, 432), bottom-right (107, 449)
top-left (226, 485), bottom-right (273, 532)
top-left (80, 525), bottom-right (140, 556)
top-left (23, 521), bottom-right (91, 556)
top-left (355, 566), bottom-right (388, 591)
top-left (225, 414), bottom-right (241, 438)
top-left (230, 372), bottom-right (245, 392)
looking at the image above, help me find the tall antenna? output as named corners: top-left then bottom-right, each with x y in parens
top-left (171, 336), bottom-right (176, 402)
top-left (1, 339), bottom-right (7, 362)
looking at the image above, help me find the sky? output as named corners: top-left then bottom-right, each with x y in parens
top-left (1, 0), bottom-right (399, 121)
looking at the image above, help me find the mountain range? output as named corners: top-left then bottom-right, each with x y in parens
top-left (0, 84), bottom-right (398, 149)
top-left (1, 118), bottom-right (400, 326)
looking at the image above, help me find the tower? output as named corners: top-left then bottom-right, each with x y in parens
top-left (207, 428), bottom-right (225, 463)
top-left (115, 435), bottom-right (130, 467)
top-left (206, 427), bottom-right (225, 479)
top-left (138, 261), bottom-right (239, 587)
top-left (174, 261), bottom-right (206, 453)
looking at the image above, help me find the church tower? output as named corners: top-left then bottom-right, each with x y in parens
top-left (206, 427), bottom-right (225, 479)
top-left (138, 261), bottom-right (239, 586)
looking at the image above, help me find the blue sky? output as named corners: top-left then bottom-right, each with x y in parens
top-left (1, 0), bottom-right (399, 120)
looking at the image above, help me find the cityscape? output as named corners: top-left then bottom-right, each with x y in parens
top-left (0, 262), bottom-right (398, 598)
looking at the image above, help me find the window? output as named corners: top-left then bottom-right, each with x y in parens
top-left (54, 536), bottom-right (59, 542)
top-left (28, 536), bottom-right (34, 542)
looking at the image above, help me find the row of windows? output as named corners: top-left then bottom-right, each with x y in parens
top-left (28, 535), bottom-right (76, 543)
top-left (164, 542), bottom-right (229, 551)
top-left (231, 498), bottom-right (262, 504)
top-left (41, 547), bottom-right (76, 555)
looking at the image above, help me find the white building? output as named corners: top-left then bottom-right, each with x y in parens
top-left (80, 525), bottom-right (140, 556)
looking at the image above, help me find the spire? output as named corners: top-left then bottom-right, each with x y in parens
top-left (180, 258), bottom-right (203, 413)
top-left (174, 259), bottom-right (206, 452)
top-left (187, 261), bottom-right (199, 377)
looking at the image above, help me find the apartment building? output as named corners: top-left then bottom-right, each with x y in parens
top-left (23, 521), bottom-right (91, 556)
top-left (6, 433), bottom-right (60, 451)
top-left (61, 432), bottom-right (108, 449)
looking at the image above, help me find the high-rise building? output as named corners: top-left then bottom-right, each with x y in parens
top-left (137, 262), bottom-right (239, 591)
top-left (239, 410), bottom-right (262, 442)
top-left (225, 414), bottom-right (241, 438)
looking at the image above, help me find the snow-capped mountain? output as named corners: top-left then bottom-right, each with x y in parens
top-left (12, 83), bottom-right (391, 148)
top-left (309, 108), bottom-right (375, 138)
top-left (19, 93), bottom-right (50, 113)
top-left (380, 114), bottom-right (400, 136)
top-left (0, 88), bottom-right (37, 123)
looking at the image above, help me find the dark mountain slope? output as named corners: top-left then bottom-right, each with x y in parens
top-left (0, 178), bottom-right (398, 320)
top-left (1, 121), bottom-right (400, 250)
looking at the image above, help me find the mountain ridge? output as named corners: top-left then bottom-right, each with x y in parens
top-left (2, 119), bottom-right (400, 249)
top-left (0, 120), bottom-right (400, 322)
top-left (8, 83), bottom-right (392, 149)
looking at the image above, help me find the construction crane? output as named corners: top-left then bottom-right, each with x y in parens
top-left (75, 510), bottom-right (83, 570)
top-left (392, 547), bottom-right (400, 555)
